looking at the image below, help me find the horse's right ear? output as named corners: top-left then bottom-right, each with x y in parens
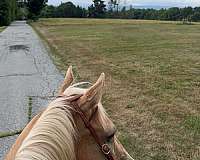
top-left (58, 66), bottom-right (74, 95)
top-left (78, 73), bottom-right (105, 110)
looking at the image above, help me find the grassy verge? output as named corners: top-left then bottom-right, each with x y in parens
top-left (0, 130), bottom-right (22, 138)
top-left (32, 18), bottom-right (200, 160)
top-left (28, 97), bottom-right (33, 122)
top-left (0, 27), bottom-right (5, 32)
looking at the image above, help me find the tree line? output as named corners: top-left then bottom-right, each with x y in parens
top-left (41, 0), bottom-right (200, 22)
top-left (1, 0), bottom-right (200, 27)
top-left (112, 6), bottom-right (200, 22)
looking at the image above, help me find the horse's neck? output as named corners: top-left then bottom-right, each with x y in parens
top-left (5, 111), bottom-right (44, 160)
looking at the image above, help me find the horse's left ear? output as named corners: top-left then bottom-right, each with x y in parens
top-left (78, 73), bottom-right (105, 110)
top-left (58, 66), bottom-right (74, 95)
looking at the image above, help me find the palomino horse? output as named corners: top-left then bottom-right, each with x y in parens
top-left (5, 66), bottom-right (134, 160)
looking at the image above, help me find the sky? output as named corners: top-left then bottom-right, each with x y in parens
top-left (48, 0), bottom-right (200, 8)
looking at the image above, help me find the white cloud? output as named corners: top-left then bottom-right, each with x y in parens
top-left (126, 0), bottom-right (200, 6)
top-left (48, 0), bottom-right (200, 7)
top-left (48, 0), bottom-right (92, 6)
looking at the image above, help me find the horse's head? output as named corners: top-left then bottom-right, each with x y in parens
top-left (59, 66), bottom-right (134, 160)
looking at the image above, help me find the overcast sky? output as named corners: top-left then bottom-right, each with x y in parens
top-left (48, 0), bottom-right (200, 7)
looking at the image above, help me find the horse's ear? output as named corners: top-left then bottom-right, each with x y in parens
top-left (78, 73), bottom-right (105, 110)
top-left (58, 66), bottom-right (74, 95)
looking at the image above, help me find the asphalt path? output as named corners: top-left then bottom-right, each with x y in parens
top-left (0, 21), bottom-right (63, 159)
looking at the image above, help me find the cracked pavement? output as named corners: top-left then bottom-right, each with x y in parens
top-left (0, 21), bottom-right (63, 159)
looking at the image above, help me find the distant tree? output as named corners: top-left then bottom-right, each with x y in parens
top-left (119, 6), bottom-right (126, 18)
top-left (191, 7), bottom-right (200, 21)
top-left (157, 8), bottom-right (167, 20)
top-left (75, 5), bottom-right (87, 18)
top-left (0, 0), bottom-right (10, 26)
top-left (108, 0), bottom-right (114, 12)
top-left (27, 0), bottom-right (48, 20)
top-left (113, 0), bottom-right (120, 12)
top-left (143, 9), bottom-right (157, 20)
top-left (107, 0), bottom-right (122, 18)
top-left (194, 7), bottom-right (200, 12)
top-left (88, 4), bottom-right (95, 17)
top-left (108, 0), bottom-right (119, 12)
top-left (191, 12), bottom-right (200, 21)
top-left (16, 0), bottom-right (28, 20)
top-left (56, 2), bottom-right (77, 17)
top-left (181, 7), bottom-right (193, 19)
top-left (16, 7), bottom-right (28, 20)
top-left (40, 2), bottom-right (87, 18)
top-left (40, 5), bottom-right (56, 18)
top-left (56, 2), bottom-right (86, 18)
top-left (0, 0), bottom-right (17, 26)
top-left (166, 7), bottom-right (181, 20)
top-left (88, 0), bottom-right (106, 18)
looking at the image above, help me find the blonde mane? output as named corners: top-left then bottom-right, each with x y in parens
top-left (15, 83), bottom-right (108, 160)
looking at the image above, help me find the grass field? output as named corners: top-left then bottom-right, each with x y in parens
top-left (32, 18), bottom-right (200, 160)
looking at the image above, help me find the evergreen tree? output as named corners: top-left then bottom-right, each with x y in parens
top-left (27, 0), bottom-right (48, 20)
top-left (55, 2), bottom-right (76, 18)
top-left (88, 0), bottom-right (106, 18)
top-left (40, 5), bottom-right (56, 18)
top-left (0, 0), bottom-right (17, 26)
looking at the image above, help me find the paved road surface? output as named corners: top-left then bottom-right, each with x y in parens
top-left (0, 21), bottom-right (63, 159)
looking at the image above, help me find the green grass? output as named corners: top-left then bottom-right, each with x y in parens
top-left (0, 129), bottom-right (22, 138)
top-left (28, 97), bottom-right (33, 122)
top-left (32, 18), bottom-right (200, 160)
top-left (0, 27), bottom-right (5, 32)
top-left (184, 116), bottom-right (200, 134)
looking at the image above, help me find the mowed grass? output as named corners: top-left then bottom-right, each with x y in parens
top-left (32, 18), bottom-right (200, 160)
